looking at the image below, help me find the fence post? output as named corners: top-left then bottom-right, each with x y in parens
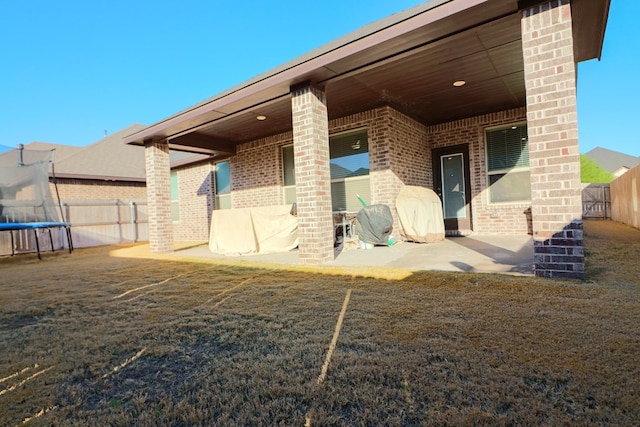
top-left (130, 201), bottom-right (137, 243)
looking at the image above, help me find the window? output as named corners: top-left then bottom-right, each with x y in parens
top-left (486, 124), bottom-right (530, 203)
top-left (215, 161), bottom-right (231, 209)
top-left (330, 131), bottom-right (370, 211)
top-left (282, 145), bottom-right (296, 205)
top-left (170, 171), bottom-right (179, 220)
top-left (281, 130), bottom-right (370, 212)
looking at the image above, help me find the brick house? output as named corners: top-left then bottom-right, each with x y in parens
top-left (126, 0), bottom-right (611, 279)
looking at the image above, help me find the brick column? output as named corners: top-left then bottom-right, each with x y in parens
top-left (145, 139), bottom-right (174, 253)
top-left (291, 83), bottom-right (334, 264)
top-left (521, 0), bottom-right (584, 279)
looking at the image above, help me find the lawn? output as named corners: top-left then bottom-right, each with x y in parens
top-left (0, 220), bottom-right (639, 426)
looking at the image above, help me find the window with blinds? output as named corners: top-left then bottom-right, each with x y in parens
top-left (281, 130), bottom-right (370, 211)
top-left (486, 124), bottom-right (531, 203)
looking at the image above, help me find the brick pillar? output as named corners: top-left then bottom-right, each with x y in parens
top-left (145, 140), bottom-right (174, 253)
top-left (291, 83), bottom-right (334, 264)
top-left (522, 0), bottom-right (584, 279)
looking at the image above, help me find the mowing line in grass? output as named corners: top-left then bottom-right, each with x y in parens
top-left (102, 348), bottom-right (147, 379)
top-left (0, 366), bottom-right (53, 397)
top-left (0, 363), bottom-right (38, 384)
top-left (318, 289), bottom-right (352, 385)
top-left (203, 276), bottom-right (255, 306)
top-left (212, 295), bottom-right (232, 308)
top-left (306, 289), bottom-right (353, 427)
top-left (20, 405), bottom-right (58, 425)
top-left (113, 272), bottom-right (192, 299)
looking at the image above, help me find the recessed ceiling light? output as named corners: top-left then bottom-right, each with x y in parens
top-left (453, 80), bottom-right (466, 87)
top-left (256, 115), bottom-right (267, 121)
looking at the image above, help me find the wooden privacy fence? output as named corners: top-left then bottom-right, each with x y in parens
top-left (610, 165), bottom-right (640, 228)
top-left (0, 199), bottom-right (148, 256)
top-left (582, 184), bottom-right (611, 220)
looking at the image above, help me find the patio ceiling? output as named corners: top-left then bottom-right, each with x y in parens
top-left (124, 0), bottom-right (610, 156)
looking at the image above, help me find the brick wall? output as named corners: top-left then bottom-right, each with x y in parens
top-left (522, 0), bottom-right (584, 279)
top-left (428, 108), bottom-right (530, 235)
top-left (173, 162), bottom-right (214, 242)
top-left (199, 105), bottom-right (531, 241)
top-left (52, 179), bottom-right (146, 201)
top-left (232, 133), bottom-right (293, 208)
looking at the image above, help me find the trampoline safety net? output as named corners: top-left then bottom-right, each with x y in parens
top-left (0, 146), bottom-right (73, 258)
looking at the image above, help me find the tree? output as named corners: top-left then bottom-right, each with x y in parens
top-left (580, 155), bottom-right (614, 183)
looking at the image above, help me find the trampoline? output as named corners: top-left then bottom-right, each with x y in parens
top-left (0, 146), bottom-right (73, 259)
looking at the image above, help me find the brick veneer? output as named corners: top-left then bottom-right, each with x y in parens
top-left (291, 84), bottom-right (334, 264)
top-left (145, 140), bottom-right (173, 253)
top-left (200, 105), bottom-right (531, 247)
top-left (51, 180), bottom-right (146, 201)
top-left (428, 108), bottom-right (530, 235)
top-left (522, 0), bottom-right (584, 279)
top-left (231, 134), bottom-right (293, 208)
top-left (173, 162), bottom-right (214, 242)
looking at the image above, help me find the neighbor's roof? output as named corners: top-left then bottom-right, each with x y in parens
top-left (0, 142), bottom-right (83, 168)
top-left (0, 125), bottom-right (209, 182)
top-left (54, 124), bottom-right (148, 181)
top-left (54, 124), bottom-right (211, 181)
top-left (124, 0), bottom-right (611, 156)
top-left (585, 147), bottom-right (640, 173)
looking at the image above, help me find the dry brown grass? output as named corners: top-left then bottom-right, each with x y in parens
top-left (0, 220), bottom-right (639, 426)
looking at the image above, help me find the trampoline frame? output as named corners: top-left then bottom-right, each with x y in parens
top-left (0, 222), bottom-right (73, 259)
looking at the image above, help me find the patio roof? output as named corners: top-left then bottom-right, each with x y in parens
top-left (124, 0), bottom-right (610, 156)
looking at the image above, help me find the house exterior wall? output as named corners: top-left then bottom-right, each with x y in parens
top-left (219, 106), bottom-right (431, 235)
top-left (231, 134), bottom-right (292, 209)
top-left (51, 179), bottom-right (146, 201)
top-left (180, 105), bottom-right (532, 242)
top-left (173, 162), bottom-right (214, 242)
top-left (428, 107), bottom-right (531, 235)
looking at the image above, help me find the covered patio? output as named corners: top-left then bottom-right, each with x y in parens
top-left (125, 0), bottom-right (611, 279)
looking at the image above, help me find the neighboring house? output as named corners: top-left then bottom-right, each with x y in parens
top-left (0, 124), bottom-right (210, 250)
top-left (584, 147), bottom-right (640, 178)
top-left (125, 0), bottom-right (611, 279)
top-left (0, 142), bottom-right (84, 168)
top-left (53, 124), bottom-right (149, 201)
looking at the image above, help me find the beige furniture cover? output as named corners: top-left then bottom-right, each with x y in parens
top-left (209, 205), bottom-right (298, 255)
top-left (395, 185), bottom-right (445, 243)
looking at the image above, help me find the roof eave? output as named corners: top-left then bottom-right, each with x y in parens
top-left (123, 0), bottom-right (490, 146)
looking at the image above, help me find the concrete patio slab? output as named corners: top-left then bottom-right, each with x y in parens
top-left (172, 235), bottom-right (534, 276)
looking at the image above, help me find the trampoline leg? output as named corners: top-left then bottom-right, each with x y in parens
top-left (33, 229), bottom-right (41, 260)
top-left (66, 226), bottom-right (73, 253)
top-left (10, 230), bottom-right (15, 256)
top-left (48, 228), bottom-right (55, 252)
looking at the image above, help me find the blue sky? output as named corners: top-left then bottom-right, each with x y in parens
top-left (1, 1), bottom-right (637, 156)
